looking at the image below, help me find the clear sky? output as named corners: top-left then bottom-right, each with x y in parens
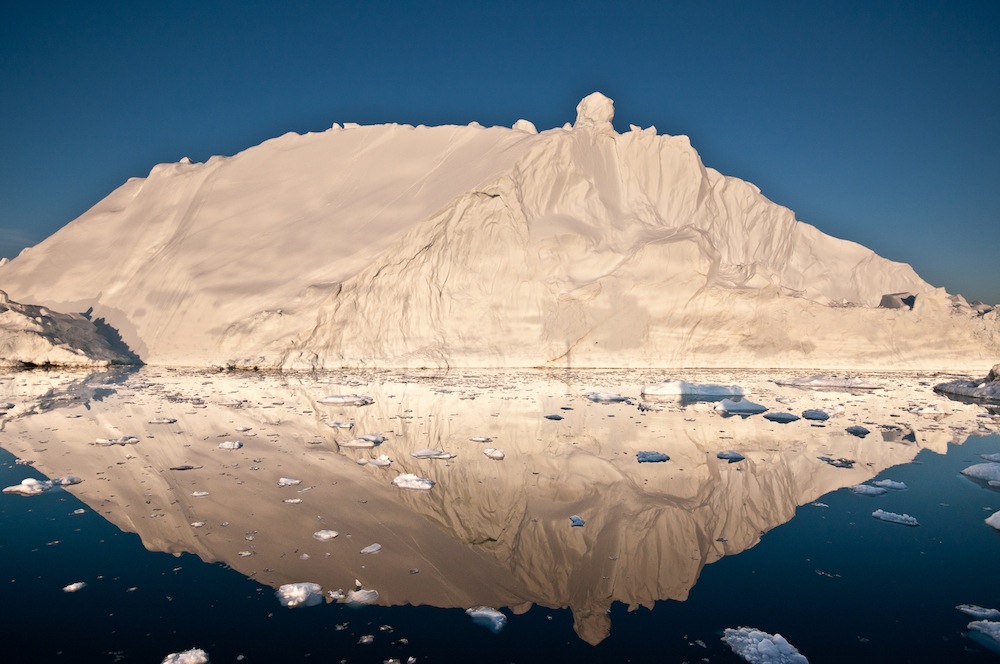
top-left (2, 1), bottom-right (998, 303)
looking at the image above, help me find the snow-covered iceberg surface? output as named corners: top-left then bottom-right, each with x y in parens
top-left (2, 94), bottom-right (997, 370)
top-left (3, 475), bottom-right (82, 496)
top-left (0, 291), bottom-right (137, 368)
top-left (935, 364), bottom-right (1000, 403)
top-left (721, 626), bottom-right (808, 663)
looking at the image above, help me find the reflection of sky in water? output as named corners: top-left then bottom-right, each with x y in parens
top-left (1, 369), bottom-right (999, 662)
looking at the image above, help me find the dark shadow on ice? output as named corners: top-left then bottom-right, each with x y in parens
top-left (83, 307), bottom-right (143, 365)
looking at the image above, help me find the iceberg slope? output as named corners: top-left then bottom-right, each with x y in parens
top-left (1, 93), bottom-right (996, 369)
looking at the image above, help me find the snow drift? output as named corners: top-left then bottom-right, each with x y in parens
top-left (1, 93), bottom-right (997, 369)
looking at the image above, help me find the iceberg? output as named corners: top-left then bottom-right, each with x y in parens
top-left (312, 530), bottom-right (338, 541)
top-left (775, 375), bottom-right (882, 390)
top-left (715, 398), bottom-right (768, 416)
top-left (275, 582), bottom-right (324, 608)
top-left (62, 582), bottom-right (86, 592)
top-left (986, 511), bottom-right (1000, 531)
top-left (410, 449), bottom-right (455, 460)
top-left (277, 477), bottom-right (302, 487)
top-left (3, 475), bottom-right (82, 496)
top-left (391, 473), bottom-right (434, 491)
top-left (317, 395), bottom-right (374, 406)
top-left (360, 543), bottom-right (382, 554)
top-left (935, 365), bottom-right (1000, 403)
top-left (583, 392), bottom-right (630, 403)
top-left (466, 606), bottom-right (507, 633)
top-left (764, 412), bottom-right (800, 424)
top-left (218, 440), bottom-right (242, 450)
top-left (871, 509), bottom-right (919, 527)
top-left (569, 515), bottom-right (585, 527)
top-left (801, 409), bottom-right (829, 421)
top-left (636, 451), bottom-right (669, 463)
top-left (717, 450), bottom-right (746, 463)
top-left (161, 649), bottom-right (209, 664)
top-left (721, 627), bottom-right (808, 664)
top-left (967, 620), bottom-right (1000, 655)
top-left (483, 448), bottom-right (505, 460)
top-left (849, 484), bottom-right (887, 496)
top-left (845, 425), bottom-right (871, 438)
top-left (957, 605), bottom-right (1000, 620)
top-left (961, 463), bottom-right (1000, 483)
top-left (872, 479), bottom-right (907, 490)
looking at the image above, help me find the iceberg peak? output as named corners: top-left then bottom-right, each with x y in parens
top-left (574, 92), bottom-right (614, 132)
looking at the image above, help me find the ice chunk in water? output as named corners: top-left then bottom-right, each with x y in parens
top-left (148, 417), bottom-right (177, 424)
top-left (360, 543), bottom-right (382, 554)
top-left (715, 398), bottom-right (768, 416)
top-left (277, 477), bottom-right (302, 487)
top-left (347, 588), bottom-right (378, 604)
top-left (846, 425), bottom-right (871, 438)
top-left (218, 440), bottom-right (242, 450)
top-left (986, 511), bottom-right (1000, 531)
top-left (275, 582), bottom-right (323, 608)
top-left (392, 473), bottom-right (434, 490)
top-left (764, 412), bottom-right (800, 424)
top-left (980, 453), bottom-right (1000, 463)
top-left (849, 484), bottom-right (887, 496)
top-left (717, 450), bottom-right (746, 463)
top-left (313, 530), bottom-right (339, 541)
top-left (721, 626), bottom-right (808, 663)
top-left (411, 449), bottom-right (455, 459)
top-left (584, 391), bottom-right (630, 403)
top-left (466, 606), bottom-right (507, 633)
top-left (483, 448), bottom-right (505, 460)
top-left (3, 476), bottom-right (82, 495)
top-left (872, 479), bottom-right (907, 490)
top-left (161, 648), bottom-right (209, 664)
top-left (63, 582), bottom-right (86, 592)
top-left (470, 436), bottom-right (492, 443)
top-left (967, 620), bottom-right (1000, 655)
top-left (872, 509), bottom-right (919, 526)
top-left (637, 451), bottom-right (669, 463)
top-left (801, 409), bottom-right (829, 421)
top-left (641, 380), bottom-right (744, 397)
top-left (957, 605), bottom-right (1000, 620)
top-left (569, 515), bottom-right (585, 527)
top-left (961, 463), bottom-right (1000, 483)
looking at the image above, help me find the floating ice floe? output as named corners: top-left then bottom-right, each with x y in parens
top-left (986, 511), bottom-right (1000, 531)
top-left (191, 491), bottom-right (209, 497)
top-left (980, 453), bottom-right (1000, 463)
top-left (776, 374), bottom-right (882, 390)
top-left (801, 409), bottom-right (829, 421)
top-left (849, 484), bottom-right (887, 496)
top-left (569, 515), bottom-right (585, 527)
top-left (544, 413), bottom-right (564, 420)
top-left (482, 448), bottom-right (505, 460)
top-left (3, 475), bottom-right (82, 496)
top-left (276, 582), bottom-right (324, 608)
top-left (218, 440), bottom-right (242, 450)
top-left (958, 604), bottom-right (1000, 620)
top-left (966, 620), bottom-right (1000, 654)
top-left (313, 530), bottom-right (339, 541)
top-left (872, 509), bottom-right (919, 526)
top-left (235, 426), bottom-right (253, 432)
top-left (392, 473), bottom-right (434, 490)
top-left (961, 463), bottom-right (1000, 483)
top-left (161, 648), bottom-right (209, 664)
top-left (283, 498), bottom-right (302, 504)
top-left (326, 420), bottom-right (354, 429)
top-left (470, 436), bottom-right (492, 443)
top-left (466, 606), bottom-right (507, 633)
top-left (190, 521), bottom-right (205, 527)
top-left (277, 477), bottom-right (302, 487)
top-left (347, 587), bottom-right (378, 604)
top-left (641, 380), bottom-right (744, 398)
top-left (872, 479), bottom-right (907, 490)
top-left (411, 449), bottom-right (455, 460)
top-left (715, 398), bottom-right (768, 416)
top-left (764, 412), bottom-right (800, 424)
top-left (846, 425), bottom-right (871, 438)
top-left (94, 436), bottom-right (140, 446)
top-left (360, 543), bottom-right (382, 554)
top-left (718, 450), bottom-right (746, 463)
top-left (62, 582), bottom-right (86, 592)
top-left (637, 451), bottom-right (669, 463)
top-left (584, 391), bottom-right (630, 403)
top-left (148, 417), bottom-right (177, 424)
top-left (721, 626), bottom-right (808, 664)
top-left (318, 394), bottom-right (374, 406)
top-left (358, 454), bottom-right (393, 467)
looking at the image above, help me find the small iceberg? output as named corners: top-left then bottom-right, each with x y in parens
top-left (470, 436), bottom-right (493, 443)
top-left (277, 477), bottom-right (302, 487)
top-left (544, 414), bottom-right (564, 420)
top-left (872, 479), bottom-right (907, 490)
top-left (275, 582), bottom-right (324, 608)
top-left (845, 425), bottom-right (871, 438)
top-left (637, 451), bottom-right (669, 463)
top-left (721, 626), bottom-right (808, 664)
top-left (961, 463), bottom-right (1000, 483)
top-left (801, 409), bottom-right (829, 421)
top-left (466, 606), bottom-right (507, 633)
top-left (191, 491), bottom-right (209, 497)
top-left (569, 515), bottom-right (585, 527)
top-left (642, 380), bottom-right (743, 398)
top-left (341, 433), bottom-right (386, 448)
top-left (958, 605), bottom-right (1000, 620)
top-left (3, 475), bottom-right (82, 496)
top-left (359, 454), bottom-right (392, 468)
top-left (161, 648), bottom-right (209, 664)
top-left (764, 412), bottom-right (800, 424)
top-left (346, 587), bottom-right (378, 605)
top-left (584, 391), bottom-right (630, 403)
top-left (317, 394), bottom-right (374, 406)
top-left (981, 453), bottom-right (1000, 463)
top-left (360, 543), bottom-right (382, 554)
top-left (392, 473), bottom-right (434, 490)
top-left (63, 582), bottom-right (86, 592)
top-left (935, 365), bottom-right (1000, 403)
top-left (849, 484), bottom-right (887, 496)
top-left (148, 417), bottom-right (177, 424)
top-left (966, 620), bottom-right (1000, 655)
top-left (986, 511), bottom-right (1000, 531)
top-left (717, 450), bottom-right (746, 463)
top-left (872, 509), bottom-right (919, 526)
top-left (411, 449), bottom-right (455, 460)
top-left (313, 530), bottom-right (339, 541)
top-left (715, 398), bottom-right (768, 416)
top-left (218, 440), bottom-right (243, 450)
top-left (483, 448), bottom-right (505, 460)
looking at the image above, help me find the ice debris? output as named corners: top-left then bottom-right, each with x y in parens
top-left (470, 436), bottom-right (492, 443)
top-left (958, 605), bottom-right (1000, 620)
top-left (275, 582), bottom-right (324, 608)
top-left (313, 530), bottom-right (339, 541)
top-left (161, 648), bottom-right (209, 664)
top-left (721, 626), bottom-right (808, 664)
top-left (277, 477), bottom-right (302, 487)
top-left (359, 454), bottom-right (392, 467)
top-left (326, 420), bottom-right (354, 429)
top-left (967, 620), bottom-right (1000, 654)
top-left (718, 450), bottom-right (746, 463)
top-left (94, 436), bottom-right (139, 446)
top-left (569, 515), bottom-right (585, 527)
top-left (636, 451), bottom-right (669, 463)
top-left (801, 409), bottom-right (829, 421)
top-left (466, 606), bottom-right (507, 633)
top-left (872, 479), bottom-right (907, 490)
top-left (148, 417), bottom-right (177, 424)
top-left (846, 425), bottom-right (871, 438)
top-left (849, 484), bottom-right (887, 496)
top-left (584, 391), bottom-right (630, 403)
top-left (411, 449), bottom-right (455, 460)
top-left (62, 582), bottom-right (86, 592)
top-left (872, 509), bottom-right (919, 526)
top-left (715, 398), bottom-right (768, 416)
top-left (776, 375), bottom-right (881, 390)
top-left (392, 473), bottom-right (434, 490)
top-left (218, 440), bottom-right (242, 450)
top-left (317, 394), bottom-right (374, 406)
top-left (483, 448), bottom-right (505, 460)
top-left (544, 414), bottom-right (563, 420)
top-left (360, 543), bottom-right (382, 554)
top-left (961, 463), bottom-right (1000, 483)
top-left (3, 475), bottom-right (82, 495)
top-left (764, 412), bottom-right (800, 424)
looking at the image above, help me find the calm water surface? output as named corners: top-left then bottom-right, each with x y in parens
top-left (1, 368), bottom-right (998, 663)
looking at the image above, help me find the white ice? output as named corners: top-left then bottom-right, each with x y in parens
top-left (986, 511), bottom-right (1000, 531)
top-left (3, 475), bottom-right (82, 495)
top-left (466, 606), bottom-right (507, 633)
top-left (313, 530), bottom-right (339, 541)
top-left (161, 648), bottom-right (209, 664)
top-left (715, 398), bottom-right (768, 415)
top-left (871, 509), bottom-right (919, 526)
top-left (775, 375), bottom-right (882, 390)
top-left (957, 605), bottom-right (1000, 620)
top-left (584, 391), bottom-right (630, 403)
top-left (872, 479), bottom-right (907, 490)
top-left (318, 395), bottom-right (374, 406)
top-left (411, 449), bottom-right (455, 460)
top-left (62, 582), bottom-right (86, 592)
top-left (721, 627), bottom-right (808, 664)
top-left (218, 440), bottom-right (242, 450)
top-left (483, 448), bottom-right (505, 460)
top-left (961, 463), bottom-right (1000, 483)
top-left (148, 417), bottom-right (177, 424)
top-left (277, 477), bottom-right (302, 487)
top-left (360, 543), bottom-right (382, 554)
top-left (275, 582), bottom-right (324, 608)
top-left (849, 484), bottom-right (887, 496)
top-left (392, 473), bottom-right (434, 490)
top-left (967, 620), bottom-right (1000, 654)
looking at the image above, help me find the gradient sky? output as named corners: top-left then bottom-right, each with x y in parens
top-left (2, 1), bottom-right (998, 303)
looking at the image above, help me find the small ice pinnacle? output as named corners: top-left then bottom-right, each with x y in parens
top-left (574, 92), bottom-right (615, 133)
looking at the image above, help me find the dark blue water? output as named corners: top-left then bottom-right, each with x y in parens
top-left (2, 435), bottom-right (999, 663)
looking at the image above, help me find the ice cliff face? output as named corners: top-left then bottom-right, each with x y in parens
top-left (0, 291), bottom-right (135, 367)
top-left (1, 93), bottom-right (996, 369)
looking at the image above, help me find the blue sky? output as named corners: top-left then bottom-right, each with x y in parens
top-left (2, 1), bottom-right (998, 303)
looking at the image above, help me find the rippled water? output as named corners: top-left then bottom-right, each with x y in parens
top-left (1, 368), bottom-right (998, 662)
